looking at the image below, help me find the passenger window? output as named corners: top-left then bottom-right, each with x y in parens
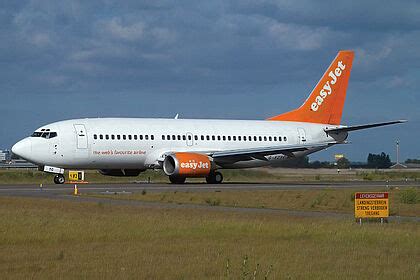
top-left (222, 136), bottom-right (226, 141)
top-left (269, 136), bottom-right (272, 141)
top-left (279, 136), bottom-right (282, 141)
top-left (194, 135), bottom-right (198, 141)
top-left (117, 135), bottom-right (121, 140)
top-left (94, 134), bottom-right (97, 140)
top-left (254, 136), bottom-right (257, 141)
top-left (259, 136), bottom-right (262, 141)
top-left (212, 135), bottom-right (215, 141)
top-left (139, 135), bottom-right (143, 140)
top-left (128, 135), bottom-right (132, 140)
top-left (162, 135), bottom-right (166, 140)
top-left (284, 136), bottom-right (287, 141)
top-left (145, 135), bottom-right (149, 140)
top-left (201, 135), bottom-right (204, 141)
top-left (112, 135), bottom-right (115, 140)
top-left (106, 135), bottom-right (109, 140)
top-left (274, 136), bottom-right (277, 141)
top-left (188, 135), bottom-right (192, 140)
top-left (182, 135), bottom-right (186, 140)
top-left (233, 136), bottom-right (236, 141)
top-left (134, 135), bottom-right (137, 140)
top-left (172, 135), bottom-right (176, 140)
top-left (177, 135), bottom-right (181, 140)
top-left (228, 136), bottom-right (231, 141)
top-left (151, 135), bottom-right (154, 140)
top-left (123, 135), bottom-right (126, 140)
top-left (217, 136), bottom-right (221, 141)
top-left (238, 136), bottom-right (241, 141)
top-left (243, 136), bottom-right (246, 141)
top-left (100, 135), bottom-right (103, 140)
top-left (206, 135), bottom-right (210, 141)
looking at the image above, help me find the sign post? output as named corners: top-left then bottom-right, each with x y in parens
top-left (355, 192), bottom-right (389, 223)
top-left (68, 170), bottom-right (86, 183)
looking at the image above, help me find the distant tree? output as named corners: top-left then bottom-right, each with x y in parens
top-left (274, 156), bottom-right (310, 168)
top-left (367, 152), bottom-right (392, 169)
top-left (405, 159), bottom-right (420, 164)
top-left (337, 157), bottom-right (350, 169)
top-left (310, 161), bottom-right (332, 168)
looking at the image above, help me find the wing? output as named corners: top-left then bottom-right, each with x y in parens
top-left (209, 142), bottom-right (336, 162)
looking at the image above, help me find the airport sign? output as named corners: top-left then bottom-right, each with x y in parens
top-left (69, 170), bottom-right (85, 182)
top-left (354, 192), bottom-right (389, 218)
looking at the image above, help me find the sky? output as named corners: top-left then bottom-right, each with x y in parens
top-left (1, 0), bottom-right (419, 162)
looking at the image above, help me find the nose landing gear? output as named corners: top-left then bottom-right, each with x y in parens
top-left (53, 174), bottom-right (65, 184)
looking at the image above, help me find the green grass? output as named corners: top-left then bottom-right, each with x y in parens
top-left (0, 196), bottom-right (418, 279)
top-left (88, 187), bottom-right (420, 217)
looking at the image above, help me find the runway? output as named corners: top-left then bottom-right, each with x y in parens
top-left (0, 182), bottom-right (418, 222)
top-left (1, 180), bottom-right (418, 195)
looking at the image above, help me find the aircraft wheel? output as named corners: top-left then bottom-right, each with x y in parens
top-left (54, 174), bottom-right (65, 184)
top-left (169, 175), bottom-right (186, 184)
top-left (206, 171), bottom-right (223, 184)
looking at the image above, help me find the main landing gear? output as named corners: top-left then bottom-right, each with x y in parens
top-left (206, 171), bottom-right (223, 184)
top-left (169, 175), bottom-right (186, 184)
top-left (168, 171), bottom-right (223, 184)
top-left (53, 174), bottom-right (65, 184)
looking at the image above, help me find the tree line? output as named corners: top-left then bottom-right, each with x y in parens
top-left (274, 152), bottom-right (396, 169)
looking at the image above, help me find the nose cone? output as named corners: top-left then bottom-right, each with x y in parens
top-left (12, 138), bottom-right (32, 160)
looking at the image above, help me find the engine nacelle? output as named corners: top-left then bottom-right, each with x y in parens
top-left (163, 152), bottom-right (212, 177)
top-left (98, 169), bottom-right (144, 177)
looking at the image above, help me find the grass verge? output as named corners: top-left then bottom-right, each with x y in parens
top-left (0, 196), bottom-right (418, 279)
top-left (88, 187), bottom-right (420, 217)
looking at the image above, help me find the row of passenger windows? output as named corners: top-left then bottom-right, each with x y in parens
top-left (93, 133), bottom-right (288, 142)
top-left (162, 134), bottom-right (287, 142)
top-left (93, 134), bottom-right (154, 141)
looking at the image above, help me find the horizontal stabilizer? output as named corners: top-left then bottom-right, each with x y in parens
top-left (324, 120), bottom-right (407, 134)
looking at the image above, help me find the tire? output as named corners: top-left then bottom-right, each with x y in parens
top-left (206, 171), bottom-right (223, 184)
top-left (54, 174), bottom-right (65, 184)
top-left (214, 171), bottom-right (223, 184)
top-left (169, 175), bottom-right (186, 184)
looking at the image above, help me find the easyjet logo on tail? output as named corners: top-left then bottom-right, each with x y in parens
top-left (267, 50), bottom-right (354, 125)
top-left (311, 61), bottom-right (346, 112)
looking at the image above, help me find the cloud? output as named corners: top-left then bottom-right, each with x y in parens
top-left (102, 18), bottom-right (146, 41)
top-left (0, 1), bottom-right (419, 162)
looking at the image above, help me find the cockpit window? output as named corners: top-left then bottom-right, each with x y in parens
top-left (31, 131), bottom-right (58, 139)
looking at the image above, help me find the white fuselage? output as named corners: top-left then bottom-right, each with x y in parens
top-left (12, 118), bottom-right (344, 170)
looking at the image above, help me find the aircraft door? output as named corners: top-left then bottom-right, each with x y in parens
top-left (297, 128), bottom-right (307, 144)
top-left (74, 124), bottom-right (88, 149)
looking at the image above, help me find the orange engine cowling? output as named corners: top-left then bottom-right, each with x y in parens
top-left (163, 152), bottom-right (212, 177)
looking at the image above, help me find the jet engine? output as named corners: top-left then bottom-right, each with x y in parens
top-left (163, 152), bottom-right (212, 177)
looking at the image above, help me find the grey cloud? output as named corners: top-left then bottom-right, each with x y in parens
top-left (1, 0), bottom-right (419, 160)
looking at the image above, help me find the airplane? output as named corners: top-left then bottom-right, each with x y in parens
top-left (11, 50), bottom-right (405, 184)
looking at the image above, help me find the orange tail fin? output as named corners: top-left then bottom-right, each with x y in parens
top-left (268, 50), bottom-right (354, 125)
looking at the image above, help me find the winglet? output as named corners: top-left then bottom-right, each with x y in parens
top-left (268, 50), bottom-right (354, 125)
